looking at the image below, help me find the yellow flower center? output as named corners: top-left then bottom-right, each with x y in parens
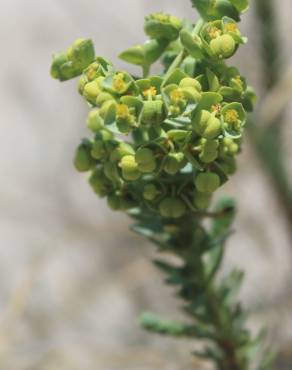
top-left (170, 88), bottom-right (184, 104)
top-left (234, 75), bottom-right (243, 87)
top-left (208, 26), bottom-right (222, 39)
top-left (153, 13), bottom-right (169, 23)
top-left (211, 104), bottom-right (221, 115)
top-left (113, 73), bottom-right (126, 92)
top-left (225, 109), bottom-right (239, 124)
top-left (143, 86), bottom-right (157, 98)
top-left (116, 104), bottom-right (130, 119)
top-left (224, 23), bottom-right (238, 33)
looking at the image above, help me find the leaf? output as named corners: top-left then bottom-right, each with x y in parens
top-left (206, 68), bottom-right (220, 92)
top-left (180, 29), bottom-right (203, 59)
top-left (162, 68), bottom-right (187, 87)
top-left (196, 92), bottom-right (223, 112)
top-left (140, 312), bottom-right (213, 339)
top-left (229, 0), bottom-right (249, 12)
top-left (119, 45), bottom-right (145, 66)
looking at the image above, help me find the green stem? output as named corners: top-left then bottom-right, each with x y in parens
top-left (162, 18), bottom-right (204, 86)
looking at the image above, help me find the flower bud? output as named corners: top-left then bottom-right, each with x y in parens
top-left (159, 197), bottom-right (186, 218)
top-left (87, 109), bottom-right (104, 133)
top-left (210, 34), bottom-right (236, 59)
top-left (144, 13), bottom-right (182, 41)
top-left (74, 141), bottom-right (96, 172)
top-left (195, 172), bottom-right (220, 193)
top-left (141, 100), bottom-right (165, 125)
top-left (193, 192), bottom-right (212, 210)
top-left (143, 184), bottom-right (160, 201)
top-left (164, 152), bottom-right (186, 175)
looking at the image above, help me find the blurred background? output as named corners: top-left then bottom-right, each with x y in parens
top-left (1, 0), bottom-right (292, 369)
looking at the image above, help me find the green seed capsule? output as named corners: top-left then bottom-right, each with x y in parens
top-left (181, 87), bottom-right (201, 102)
top-left (96, 92), bottom-right (115, 107)
top-left (138, 160), bottom-right (157, 173)
top-left (195, 172), bottom-right (221, 193)
top-left (143, 184), bottom-right (160, 201)
top-left (159, 197), bottom-right (186, 218)
top-left (141, 100), bottom-right (165, 125)
top-left (193, 192), bottom-right (212, 210)
top-left (120, 155), bottom-right (141, 181)
top-left (210, 34), bottom-right (236, 59)
top-left (164, 152), bottom-right (185, 175)
top-left (110, 143), bottom-right (135, 162)
top-left (74, 142), bottom-right (95, 172)
top-left (83, 79), bottom-right (101, 104)
top-left (203, 114), bottom-right (221, 139)
top-left (179, 77), bottom-right (202, 91)
top-left (135, 148), bottom-right (155, 164)
top-left (87, 110), bottom-right (104, 133)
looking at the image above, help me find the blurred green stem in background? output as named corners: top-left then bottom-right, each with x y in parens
top-left (249, 0), bottom-right (292, 234)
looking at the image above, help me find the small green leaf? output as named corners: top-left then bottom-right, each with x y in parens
top-left (119, 45), bottom-right (145, 66)
top-left (206, 69), bottom-right (220, 92)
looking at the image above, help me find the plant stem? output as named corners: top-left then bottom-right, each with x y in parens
top-left (162, 18), bottom-right (204, 86)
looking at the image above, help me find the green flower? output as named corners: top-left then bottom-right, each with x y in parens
top-left (200, 18), bottom-right (245, 60)
top-left (221, 102), bottom-right (246, 138)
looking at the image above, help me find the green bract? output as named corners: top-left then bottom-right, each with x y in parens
top-left (50, 8), bottom-right (253, 220)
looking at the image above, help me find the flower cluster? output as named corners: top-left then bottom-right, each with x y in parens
top-left (51, 12), bottom-right (255, 219)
